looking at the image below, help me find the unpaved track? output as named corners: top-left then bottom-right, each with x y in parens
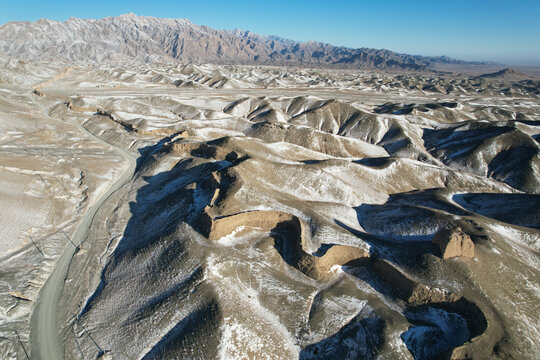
top-left (29, 95), bottom-right (137, 360)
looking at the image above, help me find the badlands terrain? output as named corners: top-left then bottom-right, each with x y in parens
top-left (0, 21), bottom-right (539, 360)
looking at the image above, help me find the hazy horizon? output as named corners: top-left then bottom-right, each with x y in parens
top-left (1, 1), bottom-right (539, 66)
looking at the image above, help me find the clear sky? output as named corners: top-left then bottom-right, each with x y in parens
top-left (1, 0), bottom-right (539, 65)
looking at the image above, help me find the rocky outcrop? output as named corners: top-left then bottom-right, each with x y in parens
top-left (432, 226), bottom-right (475, 259)
top-left (32, 88), bottom-right (45, 97)
top-left (199, 208), bottom-right (369, 280)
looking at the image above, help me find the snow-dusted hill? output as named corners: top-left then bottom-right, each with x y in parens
top-left (0, 13), bottom-right (486, 70)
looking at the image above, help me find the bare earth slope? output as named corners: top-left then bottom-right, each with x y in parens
top-left (0, 13), bottom-right (490, 71)
top-left (0, 57), bottom-right (538, 360)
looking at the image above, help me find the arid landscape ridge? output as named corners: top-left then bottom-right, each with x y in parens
top-left (0, 13), bottom-right (493, 71)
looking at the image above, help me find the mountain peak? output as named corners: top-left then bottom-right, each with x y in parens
top-left (110, 13), bottom-right (191, 24)
top-left (115, 12), bottom-right (139, 20)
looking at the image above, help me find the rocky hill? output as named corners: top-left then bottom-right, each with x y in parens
top-left (478, 67), bottom-right (531, 80)
top-left (0, 13), bottom-right (486, 70)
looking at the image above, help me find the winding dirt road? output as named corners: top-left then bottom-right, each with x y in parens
top-left (29, 97), bottom-right (137, 360)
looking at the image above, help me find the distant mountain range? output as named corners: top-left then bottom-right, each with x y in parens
top-left (0, 13), bottom-right (489, 70)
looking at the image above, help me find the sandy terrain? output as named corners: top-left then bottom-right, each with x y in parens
top-left (0, 57), bottom-right (538, 360)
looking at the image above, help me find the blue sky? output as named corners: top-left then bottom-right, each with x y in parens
top-left (1, 0), bottom-right (539, 65)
